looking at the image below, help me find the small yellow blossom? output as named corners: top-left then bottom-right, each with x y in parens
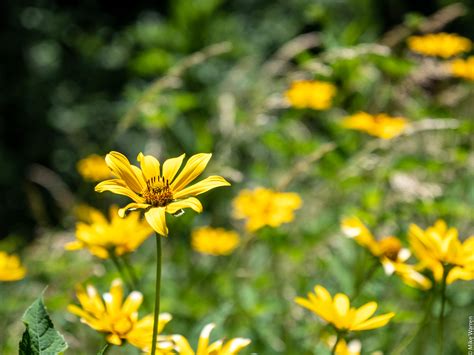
top-left (95, 151), bottom-right (230, 237)
top-left (191, 227), bottom-right (240, 256)
top-left (0, 251), bottom-right (26, 282)
top-left (68, 279), bottom-right (172, 353)
top-left (65, 205), bottom-right (153, 259)
top-left (233, 187), bottom-right (302, 232)
top-left (450, 56), bottom-right (474, 80)
top-left (77, 154), bottom-right (111, 182)
top-left (295, 284), bottom-right (395, 332)
top-left (326, 336), bottom-right (361, 355)
top-left (285, 80), bottom-right (336, 110)
top-left (341, 217), bottom-right (432, 290)
top-left (341, 112), bottom-right (408, 139)
top-left (409, 220), bottom-right (474, 284)
top-left (172, 323), bottom-right (251, 355)
top-left (407, 33), bottom-right (472, 58)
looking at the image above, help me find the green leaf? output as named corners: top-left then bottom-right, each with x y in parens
top-left (19, 293), bottom-right (68, 355)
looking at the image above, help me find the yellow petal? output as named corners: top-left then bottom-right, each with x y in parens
top-left (145, 207), bottom-right (168, 236)
top-left (95, 179), bottom-right (145, 203)
top-left (105, 151), bottom-right (145, 192)
top-left (353, 302), bottom-right (377, 325)
top-left (314, 285), bottom-right (332, 303)
top-left (163, 154), bottom-right (185, 182)
top-left (171, 153), bottom-right (212, 192)
top-left (173, 176), bottom-right (231, 199)
top-left (166, 197), bottom-right (203, 214)
top-left (351, 312), bottom-right (395, 331)
top-left (64, 241), bottom-right (84, 251)
top-left (171, 335), bottom-right (195, 355)
top-left (137, 152), bottom-right (161, 181)
top-left (118, 202), bottom-right (150, 217)
top-left (122, 291), bottom-right (143, 315)
top-left (197, 323), bottom-right (215, 355)
top-left (221, 338), bottom-right (251, 354)
top-left (106, 333), bottom-right (123, 345)
top-left (334, 293), bottom-right (350, 317)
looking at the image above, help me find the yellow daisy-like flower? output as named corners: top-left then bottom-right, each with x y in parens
top-left (295, 284), bottom-right (395, 332)
top-left (341, 112), bottom-right (408, 139)
top-left (65, 205), bottom-right (153, 259)
top-left (341, 217), bottom-right (432, 290)
top-left (233, 187), bottom-right (302, 232)
top-left (326, 337), bottom-right (361, 355)
top-left (409, 220), bottom-right (474, 284)
top-left (77, 154), bottom-right (112, 182)
top-left (172, 323), bottom-right (251, 355)
top-left (191, 227), bottom-right (240, 256)
top-left (450, 56), bottom-right (474, 80)
top-left (68, 279), bottom-right (172, 353)
top-left (285, 80), bottom-right (336, 110)
top-left (95, 151), bottom-right (230, 237)
top-left (0, 251), bottom-right (26, 282)
top-left (407, 33), bottom-right (472, 58)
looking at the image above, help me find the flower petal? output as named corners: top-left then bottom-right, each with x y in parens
top-left (145, 207), bottom-right (168, 236)
top-left (351, 312), bottom-right (395, 331)
top-left (173, 176), bottom-right (231, 199)
top-left (353, 302), bottom-right (377, 325)
top-left (137, 152), bottom-right (161, 181)
top-left (95, 179), bottom-right (145, 203)
top-left (118, 202), bottom-right (150, 217)
top-left (171, 153), bottom-right (212, 191)
top-left (221, 338), bottom-right (252, 354)
top-left (197, 323), bottom-right (215, 355)
top-left (171, 335), bottom-right (195, 355)
top-left (105, 151), bottom-right (146, 192)
top-left (334, 293), bottom-right (350, 317)
top-left (166, 197), bottom-right (203, 214)
top-left (163, 154), bottom-right (185, 182)
top-left (122, 291), bottom-right (143, 315)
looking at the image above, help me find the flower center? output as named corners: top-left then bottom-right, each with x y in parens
top-left (378, 236), bottom-right (402, 261)
top-left (142, 176), bottom-right (174, 207)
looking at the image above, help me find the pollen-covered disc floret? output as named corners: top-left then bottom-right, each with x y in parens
top-left (95, 151), bottom-right (230, 236)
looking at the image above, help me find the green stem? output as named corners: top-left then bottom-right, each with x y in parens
top-left (98, 342), bottom-right (110, 355)
top-left (438, 266), bottom-right (449, 355)
top-left (110, 251), bottom-right (135, 292)
top-left (330, 333), bottom-right (342, 355)
top-left (151, 235), bottom-right (162, 355)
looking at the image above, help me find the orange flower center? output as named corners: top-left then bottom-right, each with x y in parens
top-left (111, 315), bottom-right (134, 335)
top-left (143, 176), bottom-right (174, 207)
top-left (378, 236), bottom-right (402, 261)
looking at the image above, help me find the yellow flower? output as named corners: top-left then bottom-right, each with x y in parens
top-left (407, 33), bottom-right (472, 58)
top-left (341, 112), bottom-right (408, 139)
top-left (95, 151), bottom-right (230, 237)
top-left (409, 220), bottom-right (474, 284)
top-left (341, 217), bottom-right (432, 290)
top-left (191, 227), bottom-right (240, 256)
top-left (326, 337), bottom-right (361, 355)
top-left (285, 80), bottom-right (336, 110)
top-left (171, 323), bottom-right (251, 355)
top-left (450, 56), bottom-right (474, 80)
top-left (0, 251), bottom-right (26, 282)
top-left (65, 205), bottom-right (153, 259)
top-left (68, 279), bottom-right (172, 353)
top-left (295, 285), bottom-right (395, 332)
top-left (233, 187), bottom-right (302, 232)
top-left (77, 154), bottom-right (111, 181)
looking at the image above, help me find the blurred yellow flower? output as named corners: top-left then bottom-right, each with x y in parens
top-left (233, 187), bottom-right (302, 232)
top-left (285, 80), bottom-right (336, 110)
top-left (450, 56), bottom-right (474, 80)
top-left (295, 284), bottom-right (395, 332)
top-left (191, 227), bottom-right (240, 256)
top-left (77, 154), bottom-right (111, 182)
top-left (65, 205), bottom-right (153, 259)
top-left (409, 220), bottom-right (474, 284)
top-left (341, 217), bottom-right (432, 290)
top-left (329, 338), bottom-right (361, 355)
top-left (0, 251), bottom-right (26, 282)
top-left (172, 323), bottom-right (251, 355)
top-left (341, 112), bottom-right (408, 139)
top-left (95, 151), bottom-right (230, 236)
top-left (407, 33), bottom-right (472, 58)
top-left (68, 279), bottom-right (172, 353)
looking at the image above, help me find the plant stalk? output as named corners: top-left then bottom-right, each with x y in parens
top-left (151, 235), bottom-right (162, 355)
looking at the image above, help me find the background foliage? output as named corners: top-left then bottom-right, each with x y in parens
top-left (1, 0), bottom-right (473, 354)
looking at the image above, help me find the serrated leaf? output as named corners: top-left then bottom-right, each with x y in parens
top-left (19, 294), bottom-right (68, 355)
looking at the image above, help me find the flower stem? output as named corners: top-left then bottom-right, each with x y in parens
top-left (330, 333), bottom-right (342, 355)
top-left (437, 266), bottom-right (448, 355)
top-left (110, 251), bottom-right (135, 292)
top-left (97, 342), bottom-right (109, 354)
top-left (151, 235), bottom-right (162, 355)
